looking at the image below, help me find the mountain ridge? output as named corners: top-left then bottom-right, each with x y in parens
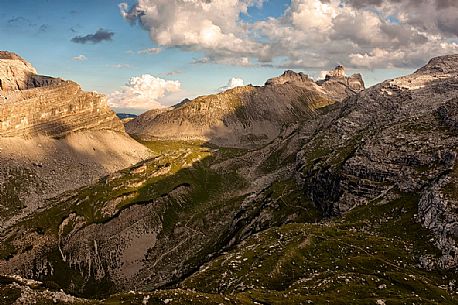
top-left (126, 66), bottom-right (365, 147)
top-left (0, 54), bottom-right (457, 304)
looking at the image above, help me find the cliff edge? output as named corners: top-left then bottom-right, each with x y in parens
top-left (0, 51), bottom-right (151, 229)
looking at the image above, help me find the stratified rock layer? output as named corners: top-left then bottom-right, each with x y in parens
top-left (0, 51), bottom-right (151, 228)
top-left (0, 81), bottom-right (123, 138)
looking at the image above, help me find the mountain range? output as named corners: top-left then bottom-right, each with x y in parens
top-left (0, 51), bottom-right (457, 304)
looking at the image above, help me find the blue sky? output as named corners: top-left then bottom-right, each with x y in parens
top-left (0, 1), bottom-right (291, 92)
top-left (1, 0), bottom-right (455, 113)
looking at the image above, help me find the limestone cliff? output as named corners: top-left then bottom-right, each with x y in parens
top-left (1, 55), bottom-right (457, 304)
top-left (0, 51), bottom-right (61, 91)
top-left (126, 67), bottom-right (365, 147)
top-left (0, 52), bottom-right (123, 137)
top-left (0, 81), bottom-right (124, 138)
top-left (0, 51), bottom-right (151, 228)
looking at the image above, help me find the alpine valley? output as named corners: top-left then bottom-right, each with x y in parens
top-left (0, 51), bottom-right (457, 305)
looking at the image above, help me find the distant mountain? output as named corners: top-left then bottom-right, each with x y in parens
top-left (1, 55), bottom-right (457, 304)
top-left (116, 113), bottom-right (138, 120)
top-left (126, 67), bottom-right (365, 148)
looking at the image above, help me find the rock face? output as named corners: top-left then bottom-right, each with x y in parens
top-left (0, 51), bottom-right (61, 91)
top-left (317, 65), bottom-right (365, 101)
top-left (264, 70), bottom-right (315, 86)
top-left (0, 55), bottom-right (457, 303)
top-left (126, 68), bottom-right (365, 147)
top-left (325, 65), bottom-right (345, 79)
top-left (0, 52), bottom-right (123, 138)
top-left (0, 51), bottom-right (151, 229)
top-left (0, 81), bottom-right (123, 138)
top-left (297, 54), bottom-right (458, 269)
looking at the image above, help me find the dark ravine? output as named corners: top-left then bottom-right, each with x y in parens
top-left (0, 54), bottom-right (457, 304)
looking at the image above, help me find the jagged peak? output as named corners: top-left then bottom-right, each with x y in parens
top-left (325, 65), bottom-right (346, 80)
top-left (281, 70), bottom-right (308, 78)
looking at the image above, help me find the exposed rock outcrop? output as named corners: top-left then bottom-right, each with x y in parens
top-left (0, 51), bottom-right (61, 91)
top-left (0, 81), bottom-right (123, 138)
top-left (317, 65), bottom-right (365, 101)
top-left (126, 67), bottom-right (365, 147)
top-left (0, 51), bottom-right (151, 229)
top-left (264, 70), bottom-right (315, 87)
top-left (297, 54), bottom-right (458, 269)
top-left (325, 65), bottom-right (346, 79)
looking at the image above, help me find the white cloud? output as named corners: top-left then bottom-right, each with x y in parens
top-left (137, 47), bottom-right (162, 55)
top-left (289, 0), bottom-right (337, 32)
top-left (317, 71), bottom-right (329, 80)
top-left (108, 74), bottom-right (181, 110)
top-left (109, 64), bottom-right (132, 69)
top-left (120, 0), bottom-right (458, 69)
top-left (219, 77), bottom-right (244, 92)
top-left (72, 54), bottom-right (87, 61)
top-left (119, 0), bottom-right (265, 60)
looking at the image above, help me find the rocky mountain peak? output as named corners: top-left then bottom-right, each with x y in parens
top-left (0, 51), bottom-right (124, 137)
top-left (325, 65), bottom-right (346, 80)
top-left (126, 67), bottom-right (366, 147)
top-left (316, 65), bottom-right (365, 101)
top-left (0, 50), bottom-right (61, 91)
top-left (0, 51), bottom-right (28, 62)
top-left (0, 51), bottom-right (151, 229)
top-left (265, 70), bottom-right (314, 86)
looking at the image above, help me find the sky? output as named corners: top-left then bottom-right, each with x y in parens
top-left (1, 0), bottom-right (457, 114)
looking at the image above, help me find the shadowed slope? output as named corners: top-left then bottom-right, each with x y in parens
top-left (1, 56), bottom-right (458, 305)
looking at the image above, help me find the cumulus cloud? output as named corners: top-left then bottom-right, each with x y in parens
top-left (71, 28), bottom-right (114, 44)
top-left (108, 74), bottom-right (181, 110)
top-left (219, 77), bottom-right (244, 92)
top-left (119, 0), bottom-right (266, 62)
top-left (72, 54), bottom-right (87, 61)
top-left (120, 0), bottom-right (458, 69)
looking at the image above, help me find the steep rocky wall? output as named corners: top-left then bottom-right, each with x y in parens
top-left (0, 51), bottom-right (152, 230)
top-left (0, 81), bottom-right (123, 138)
top-left (296, 55), bottom-right (458, 269)
top-left (0, 53), bottom-right (37, 91)
top-left (0, 52), bottom-right (62, 91)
